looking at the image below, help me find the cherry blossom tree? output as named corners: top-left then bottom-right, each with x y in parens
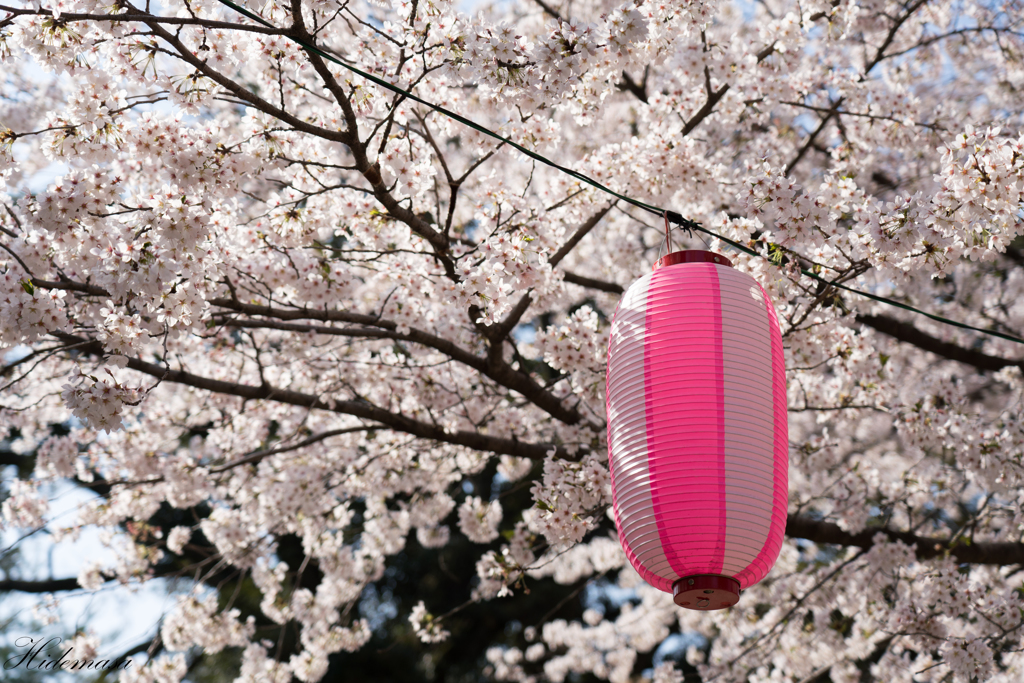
top-left (1, 0), bottom-right (1024, 679)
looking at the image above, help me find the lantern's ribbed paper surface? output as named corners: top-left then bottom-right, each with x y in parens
top-left (607, 259), bottom-right (787, 594)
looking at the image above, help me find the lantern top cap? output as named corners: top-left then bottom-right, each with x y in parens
top-left (654, 250), bottom-right (733, 271)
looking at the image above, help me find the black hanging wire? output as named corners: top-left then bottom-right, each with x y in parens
top-left (205, 0), bottom-right (1024, 346)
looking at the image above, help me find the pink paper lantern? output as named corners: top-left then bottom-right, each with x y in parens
top-left (606, 250), bottom-right (788, 611)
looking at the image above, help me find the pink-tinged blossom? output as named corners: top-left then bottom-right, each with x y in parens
top-left (458, 495), bottom-right (502, 543)
top-left (60, 366), bottom-right (140, 432)
top-left (166, 526), bottom-right (191, 554)
top-left (1, 478), bottom-right (48, 529)
top-left (160, 594), bottom-right (254, 655)
top-left (409, 601), bottom-right (451, 643)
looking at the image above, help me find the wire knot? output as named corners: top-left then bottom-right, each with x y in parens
top-left (664, 210), bottom-right (698, 240)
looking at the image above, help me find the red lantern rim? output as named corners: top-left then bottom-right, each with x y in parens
top-left (672, 575), bottom-right (741, 611)
top-left (653, 250), bottom-right (733, 271)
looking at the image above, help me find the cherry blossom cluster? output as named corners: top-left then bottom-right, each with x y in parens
top-left (34, 434), bottom-right (79, 479)
top-left (0, 478), bottom-right (48, 530)
top-left (456, 224), bottom-right (558, 324)
top-left (458, 495), bottom-right (503, 543)
top-left (0, 275), bottom-right (68, 345)
top-left (529, 454), bottom-right (610, 548)
top-left (533, 304), bottom-right (608, 403)
top-left (59, 366), bottom-right (141, 432)
top-left (409, 601), bottom-right (451, 643)
top-left (932, 126), bottom-right (1024, 260)
top-left (161, 594), bottom-right (255, 655)
top-left (409, 492), bottom-right (456, 548)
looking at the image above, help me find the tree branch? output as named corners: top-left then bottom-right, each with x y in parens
top-left (783, 100), bottom-right (838, 175)
top-left (548, 204), bottom-right (615, 268)
top-left (208, 425), bottom-right (380, 472)
top-left (0, 577), bottom-right (83, 592)
top-left (32, 279), bottom-right (109, 296)
top-left (618, 70), bottom-right (648, 104)
top-left (209, 299), bottom-right (584, 424)
top-left (486, 204), bottom-right (616, 345)
top-left (786, 514), bottom-right (1024, 565)
top-left (562, 272), bottom-right (624, 294)
top-left (857, 314), bottom-right (1023, 372)
top-left (0, 448), bottom-right (33, 470)
top-left (0, 5), bottom-right (293, 34)
top-left (125, 2), bottom-right (350, 144)
top-left (680, 43), bottom-right (776, 137)
top-left (54, 333), bottom-right (575, 460)
top-left (0, 559), bottom-right (187, 593)
top-left (530, 0), bottom-right (563, 20)
top-left (784, 0), bottom-right (931, 174)
top-left (288, 16), bottom-right (457, 280)
top-left (27, 279), bottom-right (584, 426)
top-left (682, 73), bottom-right (730, 137)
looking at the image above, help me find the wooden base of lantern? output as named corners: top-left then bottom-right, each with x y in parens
top-left (672, 575), bottom-right (741, 610)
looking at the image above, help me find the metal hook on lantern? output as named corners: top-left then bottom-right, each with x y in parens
top-left (663, 210), bottom-right (674, 256)
top-left (654, 211), bottom-right (722, 270)
top-left (660, 210), bottom-right (702, 261)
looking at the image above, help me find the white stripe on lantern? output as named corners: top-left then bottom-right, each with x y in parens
top-left (717, 267), bottom-right (776, 575)
top-left (607, 274), bottom-right (676, 585)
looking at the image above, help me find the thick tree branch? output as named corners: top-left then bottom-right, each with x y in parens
top-left (209, 299), bottom-right (584, 424)
top-left (857, 314), bottom-right (1023, 372)
top-left (0, 577), bottom-right (84, 592)
top-left (32, 279), bottom-right (109, 296)
top-left (548, 204), bottom-right (615, 268)
top-left (28, 279), bottom-right (583, 425)
top-left (0, 559), bottom-right (189, 594)
top-left (618, 70), bottom-right (648, 104)
top-left (562, 272), bottom-right (624, 294)
top-left (786, 514), bottom-right (1024, 565)
top-left (55, 333), bottom-right (575, 460)
top-left (0, 448), bottom-right (33, 470)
